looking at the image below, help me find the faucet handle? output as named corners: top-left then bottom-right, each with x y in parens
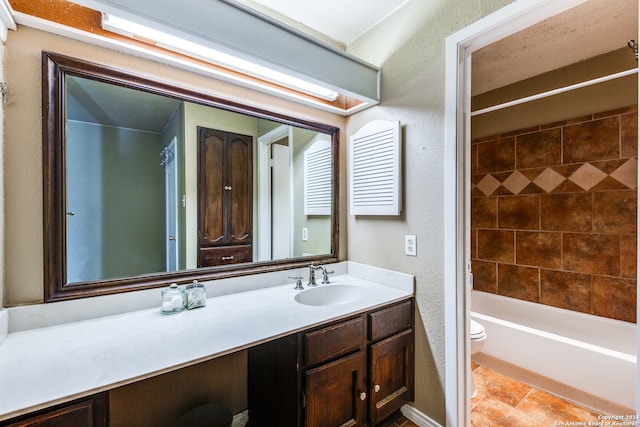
top-left (288, 275), bottom-right (304, 290)
top-left (321, 269), bottom-right (334, 284)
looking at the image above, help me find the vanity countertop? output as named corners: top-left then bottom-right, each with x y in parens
top-left (0, 262), bottom-right (413, 421)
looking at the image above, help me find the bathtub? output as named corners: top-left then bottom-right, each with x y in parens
top-left (471, 290), bottom-right (637, 411)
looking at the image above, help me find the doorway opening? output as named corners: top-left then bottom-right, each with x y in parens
top-left (257, 125), bottom-right (293, 261)
top-left (444, 0), bottom-right (639, 425)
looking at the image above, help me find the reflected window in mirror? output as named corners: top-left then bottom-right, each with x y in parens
top-left (44, 51), bottom-right (339, 301)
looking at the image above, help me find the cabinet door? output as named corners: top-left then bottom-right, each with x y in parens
top-left (198, 128), bottom-right (226, 246)
top-left (369, 329), bottom-right (414, 425)
top-left (248, 334), bottom-right (300, 427)
top-left (1, 393), bottom-right (108, 427)
top-left (305, 351), bottom-right (366, 427)
top-left (226, 133), bottom-right (252, 244)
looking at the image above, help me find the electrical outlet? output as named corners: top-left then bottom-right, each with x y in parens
top-left (405, 235), bottom-right (417, 256)
top-left (302, 227), bottom-right (308, 241)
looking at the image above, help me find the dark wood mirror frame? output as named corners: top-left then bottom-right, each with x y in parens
top-left (42, 51), bottom-right (340, 302)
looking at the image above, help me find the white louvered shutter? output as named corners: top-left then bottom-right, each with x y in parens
top-left (304, 139), bottom-right (332, 215)
top-left (349, 120), bottom-right (402, 215)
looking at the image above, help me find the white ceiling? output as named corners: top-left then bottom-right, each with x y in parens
top-left (472, 0), bottom-right (638, 96)
top-left (233, 0), bottom-right (410, 45)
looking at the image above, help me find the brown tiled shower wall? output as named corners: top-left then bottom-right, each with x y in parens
top-left (471, 106), bottom-right (638, 323)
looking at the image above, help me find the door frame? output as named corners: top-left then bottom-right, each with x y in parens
top-left (442, 1), bottom-right (613, 425)
top-left (271, 142), bottom-right (293, 259)
top-left (164, 137), bottom-right (179, 271)
top-left (257, 125), bottom-right (291, 261)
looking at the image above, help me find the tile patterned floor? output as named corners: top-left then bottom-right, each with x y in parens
top-left (380, 364), bottom-right (604, 427)
top-left (471, 363), bottom-right (603, 426)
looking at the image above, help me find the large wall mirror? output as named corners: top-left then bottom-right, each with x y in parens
top-left (43, 51), bottom-right (339, 301)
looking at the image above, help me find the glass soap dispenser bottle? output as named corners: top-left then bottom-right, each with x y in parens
top-left (161, 283), bottom-right (186, 314)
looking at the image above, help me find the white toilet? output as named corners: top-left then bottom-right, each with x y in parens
top-left (470, 319), bottom-right (486, 398)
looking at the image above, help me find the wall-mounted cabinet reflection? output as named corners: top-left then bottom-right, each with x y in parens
top-left (197, 127), bottom-right (253, 267)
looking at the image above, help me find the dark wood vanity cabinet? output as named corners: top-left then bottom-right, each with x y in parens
top-left (367, 300), bottom-right (414, 424)
top-left (305, 350), bottom-right (367, 427)
top-left (303, 316), bottom-right (367, 427)
top-left (0, 393), bottom-right (108, 427)
top-left (248, 298), bottom-right (414, 427)
top-left (198, 127), bottom-right (253, 267)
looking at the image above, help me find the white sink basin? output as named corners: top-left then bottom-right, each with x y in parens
top-left (294, 285), bottom-right (370, 306)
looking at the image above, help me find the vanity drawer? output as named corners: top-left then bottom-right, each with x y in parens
top-left (368, 299), bottom-right (412, 341)
top-left (199, 245), bottom-right (252, 267)
top-left (304, 316), bottom-right (365, 366)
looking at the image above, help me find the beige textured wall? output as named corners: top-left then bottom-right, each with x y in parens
top-left (346, 0), bottom-right (514, 423)
top-left (4, 25), bottom-right (346, 306)
top-left (0, 40), bottom-right (4, 308)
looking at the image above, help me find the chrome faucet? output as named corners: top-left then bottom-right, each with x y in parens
top-left (308, 263), bottom-right (319, 287)
top-left (308, 263), bottom-right (334, 286)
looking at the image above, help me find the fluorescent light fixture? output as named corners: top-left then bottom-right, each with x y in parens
top-left (102, 13), bottom-right (340, 102)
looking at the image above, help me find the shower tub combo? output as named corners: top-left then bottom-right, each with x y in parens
top-left (471, 290), bottom-right (637, 412)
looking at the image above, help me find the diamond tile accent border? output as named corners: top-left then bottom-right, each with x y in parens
top-left (477, 174), bottom-right (501, 196)
top-left (569, 163), bottom-right (608, 191)
top-left (502, 171), bottom-right (530, 194)
top-left (610, 158), bottom-right (638, 189)
top-left (473, 158), bottom-right (638, 196)
top-left (533, 168), bottom-right (565, 193)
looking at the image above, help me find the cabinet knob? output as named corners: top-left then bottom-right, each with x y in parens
top-left (168, 235), bottom-right (176, 241)
top-left (224, 185), bottom-right (232, 191)
top-left (359, 391), bottom-right (367, 401)
top-left (374, 384), bottom-right (380, 392)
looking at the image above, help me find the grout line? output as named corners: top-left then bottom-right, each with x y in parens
top-left (514, 387), bottom-right (536, 410)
